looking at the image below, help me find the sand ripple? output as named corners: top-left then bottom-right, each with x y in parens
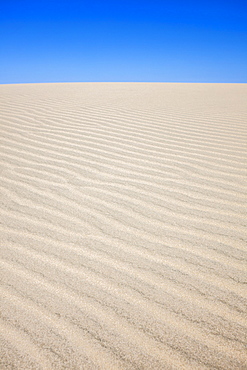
top-left (0, 83), bottom-right (247, 369)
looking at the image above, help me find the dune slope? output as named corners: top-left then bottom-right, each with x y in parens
top-left (0, 83), bottom-right (247, 369)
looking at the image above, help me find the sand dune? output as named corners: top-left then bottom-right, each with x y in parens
top-left (0, 82), bottom-right (247, 369)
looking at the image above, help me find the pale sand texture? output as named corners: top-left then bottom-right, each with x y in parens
top-left (0, 83), bottom-right (247, 369)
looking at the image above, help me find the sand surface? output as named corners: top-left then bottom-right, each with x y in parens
top-left (0, 83), bottom-right (247, 369)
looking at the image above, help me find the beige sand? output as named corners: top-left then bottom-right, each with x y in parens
top-left (0, 83), bottom-right (247, 369)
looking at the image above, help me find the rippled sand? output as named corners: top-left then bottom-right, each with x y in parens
top-left (0, 83), bottom-right (247, 369)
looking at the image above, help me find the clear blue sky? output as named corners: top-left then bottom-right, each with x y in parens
top-left (1, 0), bottom-right (246, 83)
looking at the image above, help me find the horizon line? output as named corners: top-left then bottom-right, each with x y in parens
top-left (1, 81), bottom-right (247, 85)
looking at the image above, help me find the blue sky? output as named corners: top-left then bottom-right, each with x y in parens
top-left (0, 0), bottom-right (246, 83)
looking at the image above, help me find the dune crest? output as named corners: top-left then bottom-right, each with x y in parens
top-left (0, 83), bottom-right (247, 369)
